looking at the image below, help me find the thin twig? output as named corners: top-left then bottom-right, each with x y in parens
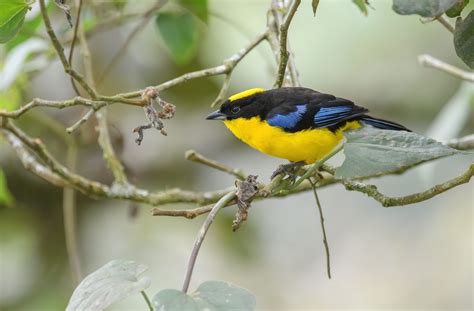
top-left (76, 12), bottom-right (129, 185)
top-left (0, 97), bottom-right (104, 119)
top-left (185, 150), bottom-right (246, 180)
top-left (38, 0), bottom-right (97, 99)
top-left (66, 106), bottom-right (103, 133)
top-left (63, 139), bottom-right (82, 285)
top-left (140, 291), bottom-right (153, 311)
top-left (436, 15), bottom-right (454, 33)
top-left (61, 10), bottom-right (154, 44)
top-left (97, 0), bottom-right (167, 85)
top-left (1, 32), bottom-right (268, 120)
top-left (342, 164), bottom-right (473, 207)
top-left (181, 191), bottom-right (236, 293)
top-left (2, 132), bottom-right (68, 187)
top-left (418, 54), bottom-right (474, 82)
top-left (96, 110), bottom-right (129, 184)
top-left (111, 31), bottom-right (269, 99)
top-left (68, 0), bottom-right (83, 96)
top-left (211, 73), bottom-right (232, 107)
top-left (274, 0), bottom-right (301, 88)
top-left (309, 178), bottom-right (331, 279)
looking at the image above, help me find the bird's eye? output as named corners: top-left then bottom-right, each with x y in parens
top-left (231, 106), bottom-right (240, 114)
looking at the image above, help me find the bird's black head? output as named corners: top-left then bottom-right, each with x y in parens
top-left (206, 88), bottom-right (266, 121)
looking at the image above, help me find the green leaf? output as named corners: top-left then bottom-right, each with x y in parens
top-left (0, 168), bottom-right (14, 207)
top-left (392, 0), bottom-right (458, 17)
top-left (153, 281), bottom-right (256, 311)
top-left (454, 11), bottom-right (474, 69)
top-left (335, 127), bottom-right (465, 179)
top-left (0, 1), bottom-right (30, 44)
top-left (153, 289), bottom-right (198, 310)
top-left (352, 0), bottom-right (369, 15)
top-left (312, 0), bottom-right (320, 16)
top-left (446, 0), bottom-right (470, 17)
top-left (179, 0), bottom-right (208, 22)
top-left (0, 77), bottom-right (24, 111)
top-left (5, 12), bottom-right (43, 51)
top-left (66, 260), bottom-right (151, 311)
top-left (155, 12), bottom-right (200, 66)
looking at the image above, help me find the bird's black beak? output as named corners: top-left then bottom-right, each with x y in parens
top-left (206, 110), bottom-right (226, 120)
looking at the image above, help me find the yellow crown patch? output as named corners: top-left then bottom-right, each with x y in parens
top-left (228, 88), bottom-right (265, 102)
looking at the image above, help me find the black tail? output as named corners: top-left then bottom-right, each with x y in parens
top-left (360, 116), bottom-right (411, 132)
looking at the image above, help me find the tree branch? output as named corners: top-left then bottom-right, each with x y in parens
top-left (1, 31), bottom-right (268, 121)
top-left (39, 0), bottom-right (98, 99)
top-left (342, 164), bottom-right (473, 207)
top-left (110, 30), bottom-right (269, 100)
top-left (77, 11), bottom-right (129, 185)
top-left (181, 191), bottom-right (236, 293)
top-left (273, 0), bottom-right (301, 88)
top-left (2, 132), bottom-right (68, 187)
top-left (185, 150), bottom-right (246, 180)
top-left (97, 0), bottom-right (168, 85)
top-left (0, 97), bottom-right (106, 119)
top-left (418, 54), bottom-right (474, 82)
top-left (67, 0), bottom-right (83, 96)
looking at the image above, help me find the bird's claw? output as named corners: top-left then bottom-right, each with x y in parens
top-left (271, 162), bottom-right (305, 182)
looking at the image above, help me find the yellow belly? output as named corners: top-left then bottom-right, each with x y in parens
top-left (224, 117), bottom-right (361, 164)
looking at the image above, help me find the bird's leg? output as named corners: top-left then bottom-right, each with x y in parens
top-left (271, 161), bottom-right (305, 181)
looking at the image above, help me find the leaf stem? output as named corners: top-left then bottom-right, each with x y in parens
top-left (141, 291), bottom-right (153, 311)
top-left (309, 178), bottom-right (331, 279)
top-left (436, 15), bottom-right (454, 33)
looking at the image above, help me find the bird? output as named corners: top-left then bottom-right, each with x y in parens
top-left (206, 87), bottom-right (410, 177)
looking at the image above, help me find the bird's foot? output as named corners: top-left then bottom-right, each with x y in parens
top-left (271, 161), bottom-right (305, 182)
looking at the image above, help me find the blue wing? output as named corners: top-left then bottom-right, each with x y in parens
top-left (313, 99), bottom-right (368, 128)
top-left (264, 96), bottom-right (368, 131)
top-left (314, 106), bottom-right (354, 128)
top-left (267, 104), bottom-right (307, 129)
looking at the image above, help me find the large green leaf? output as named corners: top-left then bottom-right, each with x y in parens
top-left (392, 0), bottom-right (458, 17)
top-left (0, 1), bottom-right (30, 44)
top-left (454, 11), bottom-right (474, 69)
top-left (153, 281), bottom-right (256, 311)
top-left (179, 0), bottom-right (208, 22)
top-left (0, 168), bottom-right (14, 207)
top-left (335, 127), bottom-right (466, 179)
top-left (66, 260), bottom-right (151, 311)
top-left (155, 12), bottom-right (200, 66)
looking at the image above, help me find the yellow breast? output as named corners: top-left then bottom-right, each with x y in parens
top-left (224, 117), bottom-right (361, 164)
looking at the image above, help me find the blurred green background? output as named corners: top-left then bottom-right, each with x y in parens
top-left (0, 0), bottom-right (473, 310)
